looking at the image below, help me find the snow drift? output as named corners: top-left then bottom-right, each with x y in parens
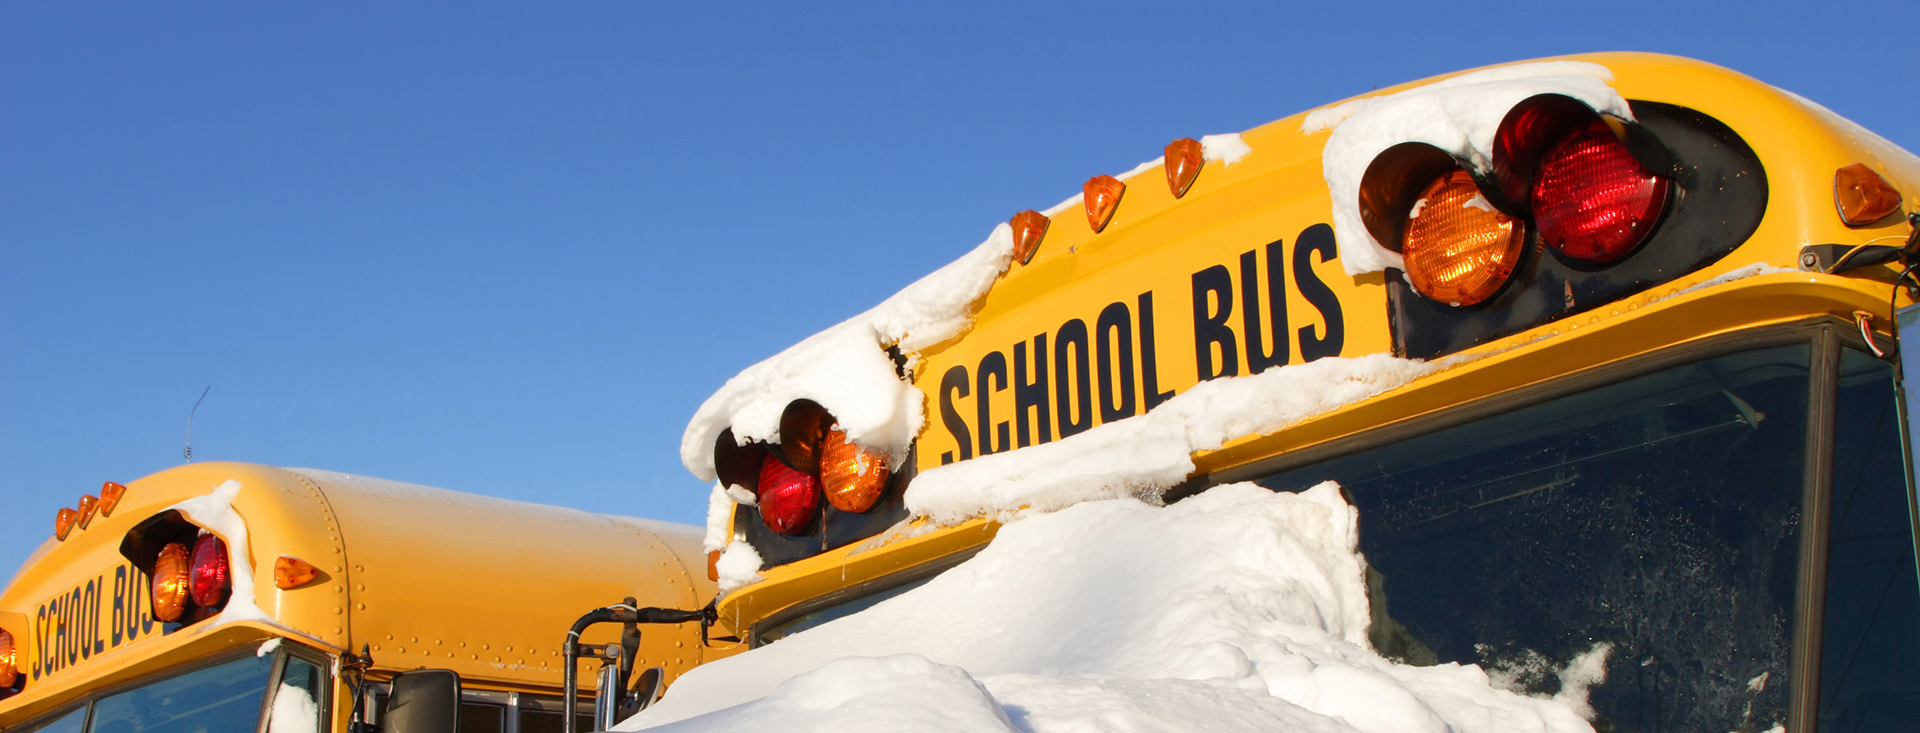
top-left (622, 483), bottom-right (1596, 733)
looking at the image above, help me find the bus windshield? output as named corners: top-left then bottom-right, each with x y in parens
top-left (90, 655), bottom-right (275, 733)
top-left (1256, 344), bottom-right (1816, 731)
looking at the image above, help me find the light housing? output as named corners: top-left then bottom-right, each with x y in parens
top-left (77, 495), bottom-right (100, 530)
top-left (99, 482), bottom-right (127, 517)
top-left (151, 542), bottom-right (192, 622)
top-left (1835, 163), bottom-right (1903, 226)
top-left (756, 454), bottom-right (820, 535)
top-left (1531, 119), bottom-right (1669, 263)
top-left (1010, 210), bottom-right (1050, 265)
top-left (188, 533), bottom-right (231, 609)
top-left (1164, 138), bottom-right (1203, 198)
top-left (819, 428), bottom-right (890, 513)
top-left (1084, 175), bottom-right (1125, 233)
top-left (0, 628), bottom-right (17, 690)
top-left (55, 508), bottom-right (78, 541)
top-left (1402, 169), bottom-right (1527, 306)
top-left (274, 555), bottom-right (319, 590)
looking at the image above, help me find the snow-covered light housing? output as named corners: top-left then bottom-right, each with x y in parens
top-left (120, 509), bottom-right (234, 624)
top-left (714, 399), bottom-right (905, 541)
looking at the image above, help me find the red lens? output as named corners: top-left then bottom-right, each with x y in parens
top-left (1531, 120), bottom-right (1668, 264)
top-left (757, 454), bottom-right (820, 535)
top-left (189, 534), bottom-right (231, 608)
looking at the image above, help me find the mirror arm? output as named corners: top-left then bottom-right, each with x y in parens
top-left (562, 603), bottom-right (716, 733)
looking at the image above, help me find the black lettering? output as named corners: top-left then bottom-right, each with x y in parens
top-left (1013, 335), bottom-right (1052, 448)
top-left (939, 366), bottom-right (973, 465)
top-left (138, 569), bottom-right (154, 635)
top-left (91, 577), bottom-right (104, 655)
top-left (32, 604), bottom-right (44, 680)
top-left (66, 588), bottom-right (80, 666)
top-left (1294, 224), bottom-right (1345, 361)
top-left (1054, 320), bottom-right (1093, 438)
top-left (1192, 265), bottom-right (1239, 380)
top-left (1138, 291), bottom-right (1176, 411)
top-left (1241, 242), bottom-right (1290, 373)
top-left (112, 566), bottom-right (126, 647)
top-left (1095, 302), bottom-right (1137, 422)
top-left (976, 351), bottom-right (1010, 456)
top-left (55, 592), bottom-right (68, 669)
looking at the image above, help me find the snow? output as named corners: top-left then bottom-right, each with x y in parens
top-left (1201, 133), bottom-right (1252, 167)
top-left (1302, 61), bottom-right (1632, 277)
top-left (165, 480), bottom-right (276, 627)
top-left (715, 540), bottom-right (765, 594)
top-left (702, 483), bottom-right (732, 554)
top-left (267, 681), bottom-right (320, 733)
top-left (257, 638), bottom-right (283, 657)
top-left (680, 224), bottom-right (1016, 483)
top-left (903, 353), bottom-right (1450, 527)
top-left (622, 483), bottom-right (1594, 733)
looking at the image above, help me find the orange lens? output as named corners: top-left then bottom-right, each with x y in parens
top-left (706, 550), bottom-right (721, 582)
top-left (1164, 138), bottom-right (1203, 198)
top-left (0, 628), bottom-right (17, 688)
top-left (1084, 175), bottom-right (1125, 233)
top-left (1010, 210), bottom-right (1050, 265)
top-left (151, 542), bottom-right (192, 622)
top-left (1835, 163), bottom-right (1903, 226)
top-left (274, 555), bottom-right (319, 590)
top-left (54, 509), bottom-right (78, 541)
top-left (99, 482), bottom-right (127, 517)
top-left (76, 495), bottom-right (99, 530)
top-left (819, 428), bottom-right (890, 513)
top-left (1403, 169), bottom-right (1526, 306)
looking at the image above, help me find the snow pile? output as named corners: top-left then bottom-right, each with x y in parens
top-left (904, 353), bottom-right (1447, 526)
top-left (1302, 61), bottom-right (1632, 276)
top-left (1201, 132), bottom-right (1253, 167)
top-left (622, 483), bottom-right (1595, 733)
top-left (714, 540), bottom-right (766, 594)
top-left (681, 225), bottom-right (1016, 482)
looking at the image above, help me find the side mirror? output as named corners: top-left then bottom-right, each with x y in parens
top-left (385, 670), bottom-right (460, 733)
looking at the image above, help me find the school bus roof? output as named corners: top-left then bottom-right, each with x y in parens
top-left (697, 52), bottom-right (1920, 637)
top-left (0, 461), bottom-right (728, 726)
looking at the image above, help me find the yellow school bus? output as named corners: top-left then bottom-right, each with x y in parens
top-left (692, 52), bottom-right (1920, 731)
top-left (0, 461), bottom-right (734, 733)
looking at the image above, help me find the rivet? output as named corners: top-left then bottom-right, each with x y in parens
top-left (355, 565), bottom-right (365, 572)
top-left (357, 584), bottom-right (366, 591)
top-left (355, 603), bottom-right (365, 610)
top-left (373, 644), bottom-right (382, 651)
top-left (334, 608), bottom-right (343, 615)
top-left (411, 637), bottom-right (418, 643)
top-left (398, 646), bottom-right (406, 653)
top-left (334, 627), bottom-right (343, 634)
top-left (459, 641), bottom-right (467, 648)
top-left (386, 634), bottom-right (394, 640)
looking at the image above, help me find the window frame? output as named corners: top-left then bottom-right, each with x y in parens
top-left (5, 640), bottom-right (331, 733)
top-left (1205, 316), bottom-right (1912, 733)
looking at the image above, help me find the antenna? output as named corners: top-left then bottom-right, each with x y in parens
top-left (184, 386), bottom-right (211, 462)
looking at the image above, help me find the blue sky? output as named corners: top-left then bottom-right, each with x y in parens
top-left (4, 2), bottom-right (1916, 581)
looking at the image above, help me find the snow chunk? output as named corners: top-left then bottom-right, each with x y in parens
top-left (702, 483), bottom-right (732, 554)
top-left (1201, 133), bottom-right (1253, 167)
top-left (905, 354), bottom-right (1448, 526)
top-left (681, 225), bottom-right (1015, 482)
top-left (1304, 61), bottom-right (1630, 276)
top-left (623, 483), bottom-right (1593, 733)
top-left (267, 681), bottom-right (320, 733)
top-left (715, 540), bottom-right (764, 594)
top-left (257, 638), bottom-right (283, 657)
top-left (640, 655), bottom-right (1016, 733)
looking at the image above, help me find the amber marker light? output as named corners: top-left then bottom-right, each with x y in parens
top-left (819, 428), bottom-right (890, 513)
top-left (54, 508), bottom-right (78, 541)
top-left (76, 495), bottom-right (100, 530)
top-left (99, 482), bottom-right (127, 517)
top-left (1164, 138), bottom-right (1203, 198)
top-left (274, 555), bottom-right (319, 590)
top-left (0, 628), bottom-right (17, 689)
top-left (1010, 210), bottom-right (1050, 265)
top-left (151, 542), bottom-right (192, 622)
top-left (1836, 163), bottom-right (1904, 226)
top-left (1084, 175), bottom-right (1125, 233)
top-left (706, 550), bottom-right (721, 582)
top-left (1403, 169), bottom-right (1527, 306)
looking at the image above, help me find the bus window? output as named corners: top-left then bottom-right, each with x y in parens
top-left (1816, 349), bottom-right (1920, 729)
top-left (1254, 344), bottom-right (1813, 731)
top-left (88, 655), bottom-right (276, 733)
top-left (456, 703), bottom-right (503, 733)
top-left (265, 655), bottom-right (325, 733)
top-left (516, 698), bottom-right (590, 733)
top-left (15, 706), bottom-right (86, 733)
